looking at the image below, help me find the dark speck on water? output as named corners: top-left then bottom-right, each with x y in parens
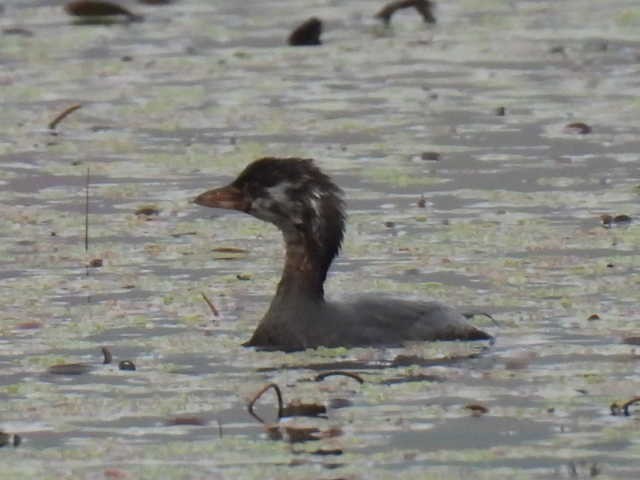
top-left (420, 151), bottom-right (441, 161)
top-left (288, 17), bottom-right (323, 46)
top-left (118, 360), bottom-right (136, 371)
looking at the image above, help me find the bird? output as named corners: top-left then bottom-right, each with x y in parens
top-left (194, 157), bottom-right (491, 351)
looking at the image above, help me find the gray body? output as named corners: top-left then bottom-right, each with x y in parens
top-left (248, 295), bottom-right (491, 351)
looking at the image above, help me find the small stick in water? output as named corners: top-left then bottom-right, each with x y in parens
top-left (201, 292), bottom-right (219, 317)
top-left (85, 167), bottom-right (90, 252)
top-left (315, 371), bottom-right (365, 384)
top-left (101, 346), bottom-right (112, 364)
top-left (48, 104), bottom-right (82, 130)
top-left (247, 383), bottom-right (284, 423)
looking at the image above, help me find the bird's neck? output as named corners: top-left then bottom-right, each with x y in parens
top-left (269, 201), bottom-right (344, 307)
top-left (274, 236), bottom-right (331, 302)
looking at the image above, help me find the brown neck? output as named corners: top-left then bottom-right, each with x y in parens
top-left (272, 237), bottom-right (328, 302)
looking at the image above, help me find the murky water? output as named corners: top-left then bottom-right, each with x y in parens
top-left (1, 0), bottom-right (640, 478)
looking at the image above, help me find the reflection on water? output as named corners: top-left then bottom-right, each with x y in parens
top-left (1, 0), bottom-right (640, 477)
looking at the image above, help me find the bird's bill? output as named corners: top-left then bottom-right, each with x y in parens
top-left (193, 184), bottom-right (249, 211)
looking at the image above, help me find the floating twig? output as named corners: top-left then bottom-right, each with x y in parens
top-left (247, 383), bottom-right (283, 424)
top-left (101, 346), bottom-right (112, 364)
top-left (201, 292), bottom-right (219, 317)
top-left (382, 373), bottom-right (444, 385)
top-left (315, 371), bottom-right (364, 384)
top-left (165, 416), bottom-right (206, 426)
top-left (85, 167), bottom-right (90, 253)
top-left (375, 0), bottom-right (436, 25)
top-left (212, 247), bottom-right (249, 254)
top-left (48, 104), bottom-right (82, 130)
top-left (171, 231), bottom-right (197, 238)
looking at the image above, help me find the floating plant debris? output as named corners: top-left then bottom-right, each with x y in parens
top-left (464, 404), bottom-right (489, 416)
top-left (118, 360), bottom-right (136, 371)
top-left (281, 401), bottom-right (327, 419)
top-left (248, 383), bottom-right (284, 422)
top-left (166, 416), bottom-right (207, 426)
top-left (236, 273), bottom-right (252, 280)
top-left (211, 247), bottom-right (249, 254)
top-left (309, 448), bottom-right (343, 456)
top-left (267, 425), bottom-right (342, 444)
top-left (601, 214), bottom-right (632, 227)
top-left (288, 17), bottom-right (322, 46)
top-left (610, 397), bottom-right (640, 416)
top-left (48, 104), bottom-right (82, 130)
top-left (101, 346), bottom-right (112, 364)
top-left (495, 106), bottom-right (506, 116)
top-left (327, 398), bottom-right (353, 409)
top-left (564, 122), bottom-right (592, 134)
top-left (375, 0), bottom-right (436, 25)
top-left (88, 258), bottom-right (103, 268)
top-left (2, 27), bottom-right (34, 37)
top-left (65, 1), bottom-right (143, 21)
top-left (383, 373), bottom-right (444, 385)
top-left (85, 167), bottom-right (90, 252)
top-left (135, 205), bottom-right (160, 217)
top-left (284, 427), bottom-right (320, 443)
top-left (622, 337), bottom-right (640, 346)
top-left (138, 0), bottom-right (171, 4)
top-left (420, 151), bottom-right (441, 161)
top-left (392, 353), bottom-right (479, 367)
top-left (201, 292), bottom-right (219, 317)
top-left (0, 431), bottom-right (21, 448)
top-left (171, 231), bottom-right (197, 238)
top-left (15, 321), bottom-right (43, 330)
top-left (248, 383), bottom-right (327, 423)
top-left (47, 363), bottom-right (92, 375)
top-left (315, 371), bottom-right (365, 384)
top-left (104, 469), bottom-right (129, 479)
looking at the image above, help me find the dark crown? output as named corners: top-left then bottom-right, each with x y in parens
top-left (234, 157), bottom-right (345, 276)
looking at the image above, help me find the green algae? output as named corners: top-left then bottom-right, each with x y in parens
top-left (2, 0), bottom-right (640, 478)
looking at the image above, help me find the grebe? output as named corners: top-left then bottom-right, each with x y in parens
top-left (194, 157), bottom-right (491, 351)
